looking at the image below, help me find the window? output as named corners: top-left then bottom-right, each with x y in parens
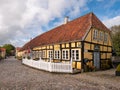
top-left (104, 33), bottom-right (108, 42)
top-left (71, 49), bottom-right (80, 61)
top-left (36, 51), bottom-right (39, 58)
top-left (48, 50), bottom-right (53, 59)
top-left (62, 50), bottom-right (69, 60)
top-left (93, 29), bottom-right (98, 40)
top-left (39, 51), bottom-right (42, 57)
top-left (100, 31), bottom-right (103, 41)
top-left (42, 51), bottom-right (46, 58)
top-left (54, 50), bottom-right (60, 59)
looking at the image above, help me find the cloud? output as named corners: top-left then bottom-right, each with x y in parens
top-left (103, 15), bottom-right (120, 28)
top-left (0, 0), bottom-right (88, 47)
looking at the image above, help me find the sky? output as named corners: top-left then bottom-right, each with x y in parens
top-left (0, 0), bottom-right (120, 47)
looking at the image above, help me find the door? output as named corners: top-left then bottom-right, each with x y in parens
top-left (94, 51), bottom-right (100, 69)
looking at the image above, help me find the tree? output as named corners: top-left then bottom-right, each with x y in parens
top-left (110, 25), bottom-right (120, 56)
top-left (2, 44), bottom-right (15, 56)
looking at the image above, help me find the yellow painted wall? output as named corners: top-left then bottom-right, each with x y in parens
top-left (84, 52), bottom-right (92, 59)
top-left (62, 44), bottom-right (65, 48)
top-left (54, 44), bottom-right (60, 50)
top-left (85, 28), bottom-right (112, 47)
top-left (103, 46), bottom-right (107, 51)
top-left (50, 45), bottom-right (53, 49)
top-left (77, 42), bottom-right (81, 47)
top-left (66, 43), bottom-right (69, 47)
top-left (84, 43), bottom-right (90, 50)
top-left (101, 53), bottom-right (106, 59)
top-left (71, 42), bottom-right (75, 47)
top-left (85, 29), bottom-right (92, 41)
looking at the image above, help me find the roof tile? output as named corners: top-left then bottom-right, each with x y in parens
top-left (21, 12), bottom-right (110, 50)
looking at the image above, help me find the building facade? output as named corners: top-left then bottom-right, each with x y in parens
top-left (0, 48), bottom-right (6, 59)
top-left (20, 12), bottom-right (112, 72)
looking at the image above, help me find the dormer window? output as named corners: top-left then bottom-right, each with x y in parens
top-left (93, 29), bottom-right (98, 40)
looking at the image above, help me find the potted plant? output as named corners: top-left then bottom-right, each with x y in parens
top-left (116, 64), bottom-right (120, 76)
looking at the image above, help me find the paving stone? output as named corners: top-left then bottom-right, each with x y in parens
top-left (0, 56), bottom-right (120, 90)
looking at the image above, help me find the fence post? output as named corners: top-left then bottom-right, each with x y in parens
top-left (49, 58), bottom-right (52, 72)
top-left (71, 57), bottom-right (73, 73)
top-left (39, 57), bottom-right (41, 60)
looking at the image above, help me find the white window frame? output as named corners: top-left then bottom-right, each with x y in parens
top-left (104, 33), bottom-right (108, 42)
top-left (62, 49), bottom-right (69, 60)
top-left (42, 50), bottom-right (46, 58)
top-left (48, 50), bottom-right (53, 59)
top-left (54, 50), bottom-right (60, 59)
top-left (39, 51), bottom-right (42, 58)
top-left (93, 29), bottom-right (98, 40)
top-left (71, 49), bottom-right (80, 61)
top-left (100, 31), bottom-right (103, 41)
top-left (36, 51), bottom-right (39, 58)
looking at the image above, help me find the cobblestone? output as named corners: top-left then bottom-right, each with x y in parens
top-left (0, 57), bottom-right (120, 90)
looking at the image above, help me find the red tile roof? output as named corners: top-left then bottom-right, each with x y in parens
top-left (21, 12), bottom-right (110, 51)
top-left (0, 48), bottom-right (6, 52)
top-left (16, 47), bottom-right (21, 51)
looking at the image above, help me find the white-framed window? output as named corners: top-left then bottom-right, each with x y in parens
top-left (48, 50), bottom-right (53, 59)
top-left (42, 50), bottom-right (46, 58)
top-left (36, 51), bottom-right (39, 58)
top-left (93, 29), bottom-right (98, 40)
top-left (100, 31), bottom-right (103, 41)
top-left (32, 51), bottom-right (36, 58)
top-left (71, 49), bottom-right (80, 61)
top-left (104, 33), bottom-right (108, 42)
top-left (54, 50), bottom-right (60, 59)
top-left (62, 49), bottom-right (69, 60)
top-left (39, 51), bottom-right (42, 57)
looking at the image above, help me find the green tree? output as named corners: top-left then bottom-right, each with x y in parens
top-left (2, 44), bottom-right (15, 56)
top-left (111, 25), bottom-right (120, 56)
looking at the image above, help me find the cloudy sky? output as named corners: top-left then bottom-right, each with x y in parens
top-left (0, 0), bottom-right (120, 47)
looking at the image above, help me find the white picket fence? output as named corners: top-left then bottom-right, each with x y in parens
top-left (22, 59), bottom-right (73, 73)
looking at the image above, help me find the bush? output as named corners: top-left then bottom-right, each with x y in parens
top-left (0, 55), bottom-right (2, 60)
top-left (27, 56), bottom-right (31, 59)
top-left (116, 64), bottom-right (120, 76)
top-left (33, 58), bottom-right (39, 61)
top-left (17, 56), bottom-right (22, 60)
top-left (116, 64), bottom-right (120, 71)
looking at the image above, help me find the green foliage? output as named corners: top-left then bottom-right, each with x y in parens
top-left (33, 58), bottom-right (39, 61)
top-left (116, 64), bottom-right (120, 71)
top-left (17, 56), bottom-right (22, 60)
top-left (111, 25), bottom-right (120, 56)
top-left (2, 44), bottom-right (15, 56)
top-left (27, 56), bottom-right (31, 59)
top-left (0, 55), bottom-right (2, 60)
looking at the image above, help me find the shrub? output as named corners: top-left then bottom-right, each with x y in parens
top-left (27, 56), bottom-right (31, 59)
top-left (116, 64), bottom-right (120, 76)
top-left (33, 58), bottom-right (39, 61)
top-left (116, 64), bottom-right (120, 71)
top-left (17, 56), bottom-right (22, 60)
top-left (0, 55), bottom-right (2, 60)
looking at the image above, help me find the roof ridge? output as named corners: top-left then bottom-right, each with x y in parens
top-left (21, 12), bottom-right (110, 51)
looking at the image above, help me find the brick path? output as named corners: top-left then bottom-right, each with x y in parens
top-left (0, 57), bottom-right (120, 90)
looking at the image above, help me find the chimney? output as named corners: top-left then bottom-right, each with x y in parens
top-left (64, 16), bottom-right (69, 24)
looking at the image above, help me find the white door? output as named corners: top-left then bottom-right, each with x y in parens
top-left (94, 52), bottom-right (100, 69)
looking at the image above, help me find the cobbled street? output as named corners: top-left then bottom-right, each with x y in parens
top-left (0, 57), bottom-right (120, 90)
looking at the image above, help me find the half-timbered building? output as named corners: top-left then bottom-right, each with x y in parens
top-left (20, 12), bottom-right (112, 73)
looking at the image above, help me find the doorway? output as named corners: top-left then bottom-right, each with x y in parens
top-left (94, 45), bottom-right (100, 69)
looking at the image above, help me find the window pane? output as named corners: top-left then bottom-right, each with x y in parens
top-left (66, 51), bottom-right (68, 59)
top-left (63, 51), bottom-right (65, 59)
top-left (76, 50), bottom-right (79, 60)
